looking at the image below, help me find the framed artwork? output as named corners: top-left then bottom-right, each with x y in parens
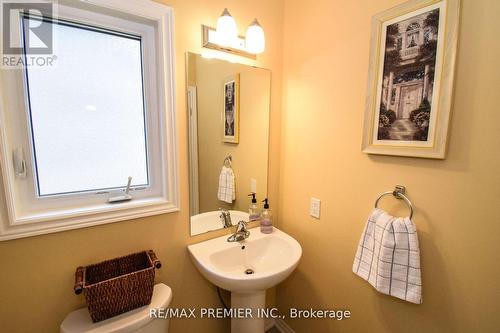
top-left (223, 74), bottom-right (240, 143)
top-left (362, 0), bottom-right (460, 159)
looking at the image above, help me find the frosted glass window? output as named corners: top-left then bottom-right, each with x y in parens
top-left (23, 16), bottom-right (149, 196)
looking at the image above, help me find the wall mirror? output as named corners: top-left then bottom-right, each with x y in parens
top-left (186, 52), bottom-right (271, 236)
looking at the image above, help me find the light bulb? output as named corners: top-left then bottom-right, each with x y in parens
top-left (246, 19), bottom-right (265, 54)
top-left (216, 8), bottom-right (237, 47)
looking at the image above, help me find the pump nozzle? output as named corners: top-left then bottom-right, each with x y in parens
top-left (262, 198), bottom-right (269, 209)
top-left (248, 193), bottom-right (257, 203)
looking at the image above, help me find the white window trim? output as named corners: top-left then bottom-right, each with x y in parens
top-left (0, 0), bottom-right (179, 241)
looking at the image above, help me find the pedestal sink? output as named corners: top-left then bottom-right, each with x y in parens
top-left (188, 227), bottom-right (302, 333)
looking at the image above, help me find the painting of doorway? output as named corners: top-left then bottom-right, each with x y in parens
top-left (362, 0), bottom-right (460, 159)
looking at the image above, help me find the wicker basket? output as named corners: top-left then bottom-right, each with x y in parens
top-left (74, 250), bottom-right (161, 322)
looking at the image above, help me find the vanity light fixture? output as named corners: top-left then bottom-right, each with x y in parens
top-left (202, 9), bottom-right (266, 59)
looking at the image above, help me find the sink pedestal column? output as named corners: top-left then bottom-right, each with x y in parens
top-left (230, 290), bottom-right (266, 333)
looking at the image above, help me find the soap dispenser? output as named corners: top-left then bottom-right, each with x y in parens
top-left (248, 193), bottom-right (260, 221)
top-left (260, 198), bottom-right (273, 234)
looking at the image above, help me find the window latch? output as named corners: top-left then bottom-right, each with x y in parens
top-left (13, 148), bottom-right (27, 178)
top-left (108, 176), bottom-right (133, 203)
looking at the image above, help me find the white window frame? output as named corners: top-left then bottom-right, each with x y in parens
top-left (0, 0), bottom-right (179, 241)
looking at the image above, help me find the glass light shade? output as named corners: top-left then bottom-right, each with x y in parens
top-left (216, 8), bottom-right (237, 47)
top-left (246, 19), bottom-right (265, 54)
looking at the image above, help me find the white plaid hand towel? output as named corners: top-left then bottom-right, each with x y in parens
top-left (353, 208), bottom-right (422, 304)
top-left (217, 166), bottom-right (236, 203)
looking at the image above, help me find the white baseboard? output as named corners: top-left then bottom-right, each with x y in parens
top-left (272, 318), bottom-right (295, 333)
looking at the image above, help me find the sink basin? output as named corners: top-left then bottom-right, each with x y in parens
top-left (188, 227), bottom-right (301, 333)
top-left (188, 227), bottom-right (301, 291)
top-left (190, 210), bottom-right (249, 236)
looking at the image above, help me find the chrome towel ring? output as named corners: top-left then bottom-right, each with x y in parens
top-left (223, 154), bottom-right (232, 167)
top-left (374, 185), bottom-right (414, 219)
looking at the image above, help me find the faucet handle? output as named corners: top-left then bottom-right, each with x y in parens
top-left (235, 220), bottom-right (248, 233)
top-left (227, 220), bottom-right (250, 242)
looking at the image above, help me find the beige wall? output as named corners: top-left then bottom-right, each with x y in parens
top-left (277, 0), bottom-right (500, 332)
top-left (194, 56), bottom-right (270, 213)
top-left (186, 53), bottom-right (197, 87)
top-left (0, 1), bottom-right (284, 332)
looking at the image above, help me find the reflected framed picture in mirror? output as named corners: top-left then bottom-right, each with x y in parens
top-left (223, 74), bottom-right (239, 143)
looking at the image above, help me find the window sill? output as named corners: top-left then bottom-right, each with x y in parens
top-left (0, 197), bottom-right (179, 241)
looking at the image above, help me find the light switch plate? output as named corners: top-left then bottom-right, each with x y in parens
top-left (310, 197), bottom-right (321, 219)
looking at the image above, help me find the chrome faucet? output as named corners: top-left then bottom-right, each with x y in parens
top-left (219, 209), bottom-right (233, 228)
top-left (227, 220), bottom-right (250, 242)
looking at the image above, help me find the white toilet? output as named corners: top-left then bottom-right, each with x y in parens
top-left (61, 284), bottom-right (172, 333)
